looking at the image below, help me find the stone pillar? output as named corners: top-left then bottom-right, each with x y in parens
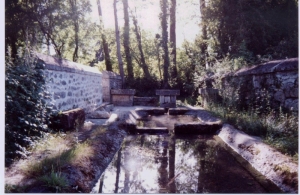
top-left (111, 89), bottom-right (136, 106)
top-left (198, 88), bottom-right (219, 108)
top-left (156, 89), bottom-right (180, 108)
top-left (102, 71), bottom-right (122, 103)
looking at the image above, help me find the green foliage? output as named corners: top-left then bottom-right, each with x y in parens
top-left (38, 169), bottom-right (68, 192)
top-left (5, 184), bottom-right (30, 193)
top-left (5, 0), bottom-right (99, 64)
top-left (202, 0), bottom-right (298, 62)
top-left (199, 79), bottom-right (298, 159)
top-left (5, 48), bottom-right (56, 166)
top-left (124, 77), bottom-right (160, 97)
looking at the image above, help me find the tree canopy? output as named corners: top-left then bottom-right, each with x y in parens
top-left (5, 0), bottom-right (298, 92)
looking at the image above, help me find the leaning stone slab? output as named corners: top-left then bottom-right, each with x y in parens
top-left (50, 108), bottom-right (85, 130)
top-left (174, 122), bottom-right (222, 135)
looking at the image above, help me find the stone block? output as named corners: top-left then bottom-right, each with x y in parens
top-left (111, 89), bottom-right (135, 106)
top-left (88, 110), bottom-right (110, 119)
top-left (50, 108), bottom-right (85, 131)
top-left (156, 89), bottom-right (180, 96)
top-left (111, 89), bottom-right (135, 95)
top-left (274, 90), bottom-right (285, 103)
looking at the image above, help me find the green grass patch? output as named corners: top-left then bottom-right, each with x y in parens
top-left (37, 169), bottom-right (68, 192)
top-left (205, 102), bottom-right (298, 160)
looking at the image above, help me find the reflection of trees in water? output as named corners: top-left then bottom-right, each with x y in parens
top-left (122, 135), bottom-right (168, 193)
top-left (168, 135), bottom-right (176, 193)
top-left (101, 135), bottom-right (222, 193)
top-left (156, 135), bottom-right (168, 193)
top-left (174, 136), bottom-right (219, 193)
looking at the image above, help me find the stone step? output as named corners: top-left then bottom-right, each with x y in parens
top-left (174, 122), bottom-right (222, 135)
top-left (135, 127), bottom-right (169, 134)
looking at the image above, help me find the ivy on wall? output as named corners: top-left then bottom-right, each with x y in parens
top-left (5, 49), bottom-right (57, 166)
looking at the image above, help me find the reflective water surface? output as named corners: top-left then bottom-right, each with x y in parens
top-left (97, 134), bottom-right (267, 193)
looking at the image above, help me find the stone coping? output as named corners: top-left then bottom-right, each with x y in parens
top-left (35, 52), bottom-right (101, 76)
top-left (156, 89), bottom-right (180, 96)
top-left (234, 58), bottom-right (298, 76)
top-left (218, 124), bottom-right (298, 193)
top-left (111, 89), bottom-right (136, 95)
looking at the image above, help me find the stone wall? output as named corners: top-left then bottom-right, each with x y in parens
top-left (209, 58), bottom-right (298, 112)
top-left (36, 53), bottom-right (103, 113)
top-left (102, 71), bottom-right (122, 103)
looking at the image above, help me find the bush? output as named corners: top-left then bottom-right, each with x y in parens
top-left (5, 48), bottom-right (56, 166)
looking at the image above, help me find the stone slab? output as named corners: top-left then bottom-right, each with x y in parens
top-left (156, 89), bottom-right (180, 96)
top-left (174, 123), bottom-right (222, 135)
top-left (135, 127), bottom-right (169, 134)
top-left (111, 89), bottom-right (136, 95)
top-left (218, 124), bottom-right (298, 193)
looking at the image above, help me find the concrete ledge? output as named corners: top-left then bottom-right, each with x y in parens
top-left (218, 124), bottom-right (298, 193)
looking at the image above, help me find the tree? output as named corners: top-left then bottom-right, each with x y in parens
top-left (199, 0), bottom-right (208, 69)
top-left (203, 0), bottom-right (298, 62)
top-left (131, 9), bottom-right (151, 79)
top-left (113, 0), bottom-right (124, 84)
top-left (123, 0), bottom-right (134, 80)
top-left (69, 0), bottom-right (79, 62)
top-left (160, 0), bottom-right (170, 88)
top-left (97, 0), bottom-right (112, 71)
top-left (169, 0), bottom-right (177, 79)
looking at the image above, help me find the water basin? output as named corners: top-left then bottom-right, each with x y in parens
top-left (93, 134), bottom-right (269, 193)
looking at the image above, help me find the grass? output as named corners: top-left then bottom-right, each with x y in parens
top-left (37, 169), bottom-right (68, 192)
top-left (8, 129), bottom-right (95, 193)
top-left (203, 101), bottom-right (298, 161)
top-left (22, 141), bottom-right (93, 177)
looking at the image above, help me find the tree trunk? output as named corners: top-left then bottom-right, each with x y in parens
top-left (169, 0), bottom-right (177, 79)
top-left (113, 0), bottom-right (124, 85)
top-left (123, 0), bottom-right (134, 80)
top-left (97, 0), bottom-right (112, 71)
top-left (160, 0), bottom-right (170, 88)
top-left (132, 11), bottom-right (151, 78)
top-left (199, 0), bottom-right (208, 69)
top-left (70, 0), bottom-right (79, 62)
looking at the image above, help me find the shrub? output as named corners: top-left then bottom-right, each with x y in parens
top-left (5, 48), bottom-right (56, 166)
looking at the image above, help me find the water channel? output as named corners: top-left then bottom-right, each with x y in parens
top-left (95, 134), bottom-right (268, 193)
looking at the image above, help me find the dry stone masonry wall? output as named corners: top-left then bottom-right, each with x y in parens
top-left (36, 53), bottom-right (103, 113)
top-left (223, 58), bottom-right (298, 112)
